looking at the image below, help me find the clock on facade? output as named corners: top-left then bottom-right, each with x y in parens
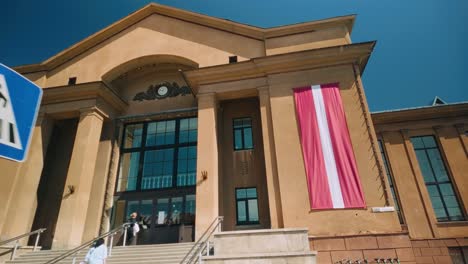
top-left (158, 86), bottom-right (168, 96)
top-left (133, 81), bottom-right (192, 101)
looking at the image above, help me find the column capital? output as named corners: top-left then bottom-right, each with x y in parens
top-left (35, 111), bottom-right (47, 126)
top-left (79, 107), bottom-right (107, 121)
top-left (257, 86), bottom-right (269, 92)
top-left (400, 129), bottom-right (410, 138)
top-left (432, 125), bottom-right (445, 136)
top-left (197, 92), bottom-right (216, 99)
top-left (197, 92), bottom-right (217, 108)
top-left (454, 123), bottom-right (466, 131)
top-left (257, 86), bottom-right (270, 97)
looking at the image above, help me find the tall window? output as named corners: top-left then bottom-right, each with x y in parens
top-left (411, 136), bottom-right (465, 222)
top-left (233, 118), bottom-right (253, 150)
top-left (449, 247), bottom-right (468, 264)
top-left (117, 117), bottom-right (197, 192)
top-left (236, 187), bottom-right (259, 225)
top-left (378, 140), bottom-right (404, 224)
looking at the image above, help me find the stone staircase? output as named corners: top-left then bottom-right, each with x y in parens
top-left (5, 242), bottom-right (194, 264)
top-left (203, 228), bottom-right (317, 264)
top-left (5, 229), bottom-right (316, 264)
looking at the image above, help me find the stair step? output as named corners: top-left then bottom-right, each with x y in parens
top-left (22, 242), bottom-right (194, 255)
top-left (6, 243), bottom-right (194, 264)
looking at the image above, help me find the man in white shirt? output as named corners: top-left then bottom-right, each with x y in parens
top-left (83, 238), bottom-right (107, 264)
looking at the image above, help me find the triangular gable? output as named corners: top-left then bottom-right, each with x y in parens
top-left (432, 96), bottom-right (447, 106)
top-left (14, 3), bottom-right (355, 74)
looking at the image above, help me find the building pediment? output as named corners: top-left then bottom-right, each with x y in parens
top-left (9, 3), bottom-right (360, 117)
top-left (14, 3), bottom-right (355, 80)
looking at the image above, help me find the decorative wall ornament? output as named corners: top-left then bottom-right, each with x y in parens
top-left (133, 81), bottom-right (191, 101)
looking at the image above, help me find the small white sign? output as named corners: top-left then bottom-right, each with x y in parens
top-left (157, 211), bottom-right (166, 224)
top-left (371, 206), bottom-right (395, 213)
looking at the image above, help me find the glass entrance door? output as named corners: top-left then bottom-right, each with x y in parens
top-left (152, 197), bottom-right (182, 244)
top-left (135, 200), bottom-right (153, 244)
top-left (116, 193), bottom-right (195, 245)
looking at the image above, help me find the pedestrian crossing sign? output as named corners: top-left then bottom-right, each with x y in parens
top-left (0, 63), bottom-right (42, 162)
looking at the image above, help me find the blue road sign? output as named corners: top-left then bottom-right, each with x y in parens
top-left (0, 63), bottom-right (42, 162)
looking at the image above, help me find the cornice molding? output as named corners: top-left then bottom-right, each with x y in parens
top-left (41, 81), bottom-right (128, 113)
top-left (183, 41), bottom-right (375, 94)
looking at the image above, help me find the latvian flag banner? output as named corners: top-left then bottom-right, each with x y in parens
top-left (294, 83), bottom-right (365, 210)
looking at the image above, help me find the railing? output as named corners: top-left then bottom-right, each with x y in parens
top-left (0, 228), bottom-right (46, 260)
top-left (180, 216), bottom-right (223, 264)
top-left (45, 223), bottom-right (130, 264)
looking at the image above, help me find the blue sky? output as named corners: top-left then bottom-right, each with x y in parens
top-left (1, 0), bottom-right (466, 111)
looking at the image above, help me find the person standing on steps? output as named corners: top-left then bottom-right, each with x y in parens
top-left (80, 238), bottom-right (108, 264)
top-left (127, 212), bottom-right (140, 245)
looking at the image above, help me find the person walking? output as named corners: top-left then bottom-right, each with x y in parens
top-left (80, 238), bottom-right (107, 264)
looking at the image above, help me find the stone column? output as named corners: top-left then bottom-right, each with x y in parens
top-left (53, 108), bottom-right (104, 249)
top-left (100, 121), bottom-right (122, 235)
top-left (2, 112), bottom-right (53, 241)
top-left (455, 124), bottom-right (468, 156)
top-left (0, 159), bottom-right (20, 239)
top-left (257, 87), bottom-right (284, 228)
top-left (82, 121), bottom-right (114, 242)
top-left (195, 93), bottom-right (219, 238)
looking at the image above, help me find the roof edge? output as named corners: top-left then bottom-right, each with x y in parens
top-left (371, 101), bottom-right (468, 115)
top-left (371, 102), bottom-right (468, 125)
top-left (264, 14), bottom-right (355, 38)
top-left (12, 3), bottom-right (356, 74)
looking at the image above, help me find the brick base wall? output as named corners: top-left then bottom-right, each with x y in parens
top-left (310, 234), bottom-right (468, 264)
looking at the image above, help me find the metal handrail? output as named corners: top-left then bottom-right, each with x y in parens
top-left (0, 228), bottom-right (46, 260)
top-left (180, 216), bottom-right (223, 264)
top-left (45, 223), bottom-right (130, 264)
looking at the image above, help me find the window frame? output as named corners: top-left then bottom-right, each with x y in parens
top-left (410, 135), bottom-right (466, 222)
top-left (116, 116), bottom-right (198, 194)
top-left (232, 117), bottom-right (254, 151)
top-left (378, 139), bottom-right (406, 224)
top-left (448, 247), bottom-right (468, 264)
top-left (235, 187), bottom-right (260, 225)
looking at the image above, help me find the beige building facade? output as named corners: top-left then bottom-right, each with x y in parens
top-left (0, 3), bottom-right (467, 263)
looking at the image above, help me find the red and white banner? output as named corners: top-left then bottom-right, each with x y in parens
top-left (294, 83), bottom-right (365, 209)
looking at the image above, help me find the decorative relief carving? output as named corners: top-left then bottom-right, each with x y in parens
top-left (133, 81), bottom-right (191, 101)
top-left (239, 161), bottom-right (249, 176)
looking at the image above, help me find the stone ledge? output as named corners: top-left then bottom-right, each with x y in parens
top-left (308, 231), bottom-right (409, 239)
top-left (0, 246), bottom-right (38, 250)
top-left (215, 228), bottom-right (309, 237)
top-left (214, 228), bottom-right (310, 255)
top-left (203, 251), bottom-right (317, 260)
